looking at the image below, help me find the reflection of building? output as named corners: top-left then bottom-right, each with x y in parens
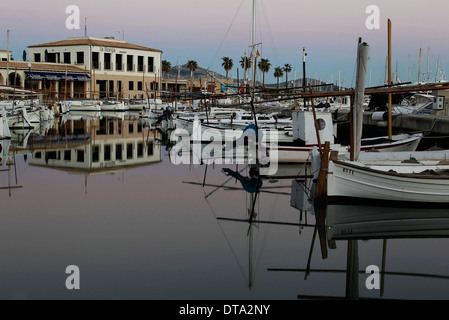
top-left (29, 117), bottom-right (162, 174)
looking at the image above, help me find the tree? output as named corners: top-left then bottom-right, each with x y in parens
top-left (283, 64), bottom-right (292, 89)
top-left (221, 57), bottom-right (233, 79)
top-left (258, 58), bottom-right (271, 88)
top-left (22, 50), bottom-right (27, 62)
top-left (274, 67), bottom-right (284, 89)
top-left (187, 60), bottom-right (198, 78)
top-left (187, 60), bottom-right (198, 92)
top-left (161, 60), bottom-right (171, 79)
top-left (239, 56), bottom-right (251, 81)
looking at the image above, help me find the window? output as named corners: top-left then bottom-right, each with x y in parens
top-left (128, 81), bottom-right (134, 91)
top-left (34, 53), bottom-right (41, 62)
top-left (137, 81), bottom-right (142, 91)
top-left (76, 51), bottom-right (84, 64)
top-left (127, 143), bottom-right (133, 159)
top-left (127, 55), bottom-right (133, 71)
top-left (64, 150), bottom-right (72, 161)
top-left (92, 52), bottom-right (100, 69)
top-left (137, 143), bottom-right (144, 158)
top-left (104, 145), bottom-right (111, 161)
top-left (138, 56), bottom-right (144, 72)
top-left (63, 52), bottom-right (71, 64)
top-left (92, 146), bottom-right (99, 162)
top-left (129, 123), bottom-right (134, 133)
top-left (77, 150), bottom-right (84, 162)
top-left (116, 144), bottom-right (123, 160)
top-left (148, 57), bottom-right (154, 72)
top-left (115, 54), bottom-right (122, 71)
top-left (104, 52), bottom-right (111, 70)
top-left (35, 151), bottom-right (42, 159)
top-left (108, 121), bottom-right (114, 135)
top-left (147, 142), bottom-right (153, 156)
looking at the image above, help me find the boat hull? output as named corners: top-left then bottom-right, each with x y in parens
top-left (327, 156), bottom-right (449, 206)
top-left (269, 133), bottom-right (423, 163)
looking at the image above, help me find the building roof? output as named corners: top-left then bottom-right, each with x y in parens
top-left (0, 61), bottom-right (88, 73)
top-left (28, 37), bottom-right (163, 53)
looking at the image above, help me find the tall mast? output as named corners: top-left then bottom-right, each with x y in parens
top-left (251, 0), bottom-right (257, 97)
top-left (387, 19), bottom-right (392, 140)
top-left (6, 30), bottom-right (10, 86)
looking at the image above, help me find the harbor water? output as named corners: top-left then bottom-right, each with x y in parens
top-left (1, 115), bottom-right (449, 300)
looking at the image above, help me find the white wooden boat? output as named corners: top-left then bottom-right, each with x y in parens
top-left (175, 116), bottom-right (294, 143)
top-left (314, 39), bottom-right (449, 207)
top-left (325, 150), bottom-right (449, 206)
top-left (267, 109), bottom-right (422, 163)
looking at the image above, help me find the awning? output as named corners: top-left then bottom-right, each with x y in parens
top-left (25, 71), bottom-right (91, 81)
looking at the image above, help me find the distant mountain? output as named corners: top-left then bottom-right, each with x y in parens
top-left (166, 64), bottom-right (341, 91)
top-left (167, 64), bottom-right (228, 80)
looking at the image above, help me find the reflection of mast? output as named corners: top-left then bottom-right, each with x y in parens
top-left (268, 204), bottom-right (449, 300)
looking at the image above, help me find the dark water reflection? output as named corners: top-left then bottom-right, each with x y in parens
top-left (0, 115), bottom-right (449, 300)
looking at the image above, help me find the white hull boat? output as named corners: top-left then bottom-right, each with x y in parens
top-left (175, 116), bottom-right (293, 143)
top-left (325, 150), bottom-right (449, 206)
top-left (270, 133), bottom-right (422, 163)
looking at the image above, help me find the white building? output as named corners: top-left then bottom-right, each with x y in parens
top-left (28, 36), bottom-right (163, 99)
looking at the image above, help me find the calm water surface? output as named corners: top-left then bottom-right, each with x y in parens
top-left (1, 115), bottom-right (449, 300)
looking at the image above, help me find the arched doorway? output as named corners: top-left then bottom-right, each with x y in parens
top-left (8, 72), bottom-right (22, 87)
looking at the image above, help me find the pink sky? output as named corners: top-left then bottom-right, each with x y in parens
top-left (1, 0), bottom-right (448, 85)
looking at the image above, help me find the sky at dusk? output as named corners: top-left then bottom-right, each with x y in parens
top-left (1, 0), bottom-right (448, 86)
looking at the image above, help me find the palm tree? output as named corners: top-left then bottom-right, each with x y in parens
top-left (258, 58), bottom-right (271, 88)
top-left (221, 57), bottom-right (233, 79)
top-left (239, 56), bottom-right (252, 81)
top-left (274, 67), bottom-right (284, 89)
top-left (283, 64), bottom-right (292, 89)
top-left (187, 60), bottom-right (198, 78)
top-left (161, 60), bottom-right (171, 79)
top-left (187, 60), bottom-right (198, 92)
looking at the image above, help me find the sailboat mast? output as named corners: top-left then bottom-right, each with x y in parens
top-left (251, 0), bottom-right (257, 98)
top-left (6, 30), bottom-right (10, 86)
top-left (387, 19), bottom-right (392, 140)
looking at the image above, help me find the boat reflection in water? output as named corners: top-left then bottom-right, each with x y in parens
top-left (267, 175), bottom-right (449, 300)
top-left (28, 116), bottom-right (162, 190)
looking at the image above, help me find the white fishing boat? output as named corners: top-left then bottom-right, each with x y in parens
top-left (314, 37), bottom-right (449, 207)
top-left (175, 115), bottom-right (294, 143)
top-left (267, 109), bottom-right (422, 163)
top-left (325, 150), bottom-right (449, 206)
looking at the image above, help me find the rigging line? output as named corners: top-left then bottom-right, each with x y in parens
top-left (207, 0), bottom-right (246, 71)
top-left (260, 0), bottom-right (279, 67)
top-left (254, 185), bottom-right (280, 278)
top-left (193, 166), bottom-right (250, 285)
